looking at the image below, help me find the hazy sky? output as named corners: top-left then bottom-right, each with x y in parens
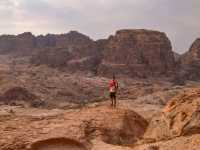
top-left (0, 0), bottom-right (200, 53)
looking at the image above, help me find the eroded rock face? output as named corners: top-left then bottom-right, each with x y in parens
top-left (83, 107), bottom-right (148, 146)
top-left (181, 39), bottom-right (200, 65)
top-left (0, 29), bottom-right (176, 77)
top-left (0, 106), bottom-right (148, 149)
top-left (31, 31), bottom-right (100, 73)
top-left (144, 88), bottom-right (200, 141)
top-left (0, 87), bottom-right (44, 107)
top-left (98, 29), bottom-right (176, 77)
top-left (178, 39), bottom-right (200, 81)
top-left (0, 32), bottom-right (36, 55)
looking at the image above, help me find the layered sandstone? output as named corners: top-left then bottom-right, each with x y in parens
top-left (0, 32), bottom-right (36, 54)
top-left (98, 29), bottom-right (176, 77)
top-left (31, 31), bottom-right (100, 73)
top-left (0, 106), bottom-right (148, 150)
top-left (181, 39), bottom-right (200, 65)
top-left (177, 39), bottom-right (200, 81)
top-left (0, 29), bottom-right (176, 77)
top-left (144, 87), bottom-right (200, 141)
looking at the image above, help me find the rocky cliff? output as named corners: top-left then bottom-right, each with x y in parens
top-left (98, 29), bottom-right (176, 78)
top-left (0, 32), bottom-right (36, 54)
top-left (31, 31), bottom-right (100, 73)
top-left (0, 29), bottom-right (176, 77)
top-left (181, 39), bottom-right (200, 65)
top-left (177, 38), bottom-right (200, 81)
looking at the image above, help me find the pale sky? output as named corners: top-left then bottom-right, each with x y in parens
top-left (0, 0), bottom-right (200, 53)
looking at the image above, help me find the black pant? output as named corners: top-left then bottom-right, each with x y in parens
top-left (110, 92), bottom-right (116, 99)
top-left (110, 92), bottom-right (116, 107)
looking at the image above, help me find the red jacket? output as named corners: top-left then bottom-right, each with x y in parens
top-left (109, 79), bottom-right (118, 92)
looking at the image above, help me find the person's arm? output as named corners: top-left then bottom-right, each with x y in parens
top-left (116, 81), bottom-right (119, 90)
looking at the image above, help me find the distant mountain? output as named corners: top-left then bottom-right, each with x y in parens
top-left (178, 38), bottom-right (200, 81)
top-left (0, 29), bottom-right (177, 78)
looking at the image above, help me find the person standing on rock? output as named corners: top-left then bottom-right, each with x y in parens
top-left (109, 74), bottom-right (118, 107)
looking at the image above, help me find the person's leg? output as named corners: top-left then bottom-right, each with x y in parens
top-left (110, 93), bottom-right (113, 106)
top-left (112, 98), bottom-right (114, 107)
top-left (114, 93), bottom-right (117, 108)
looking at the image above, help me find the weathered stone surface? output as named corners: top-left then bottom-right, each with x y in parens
top-left (181, 39), bottom-right (200, 65)
top-left (0, 35), bottom-right (16, 53)
top-left (98, 29), bottom-right (176, 77)
top-left (144, 87), bottom-right (200, 141)
top-left (31, 31), bottom-right (100, 73)
top-left (0, 29), bottom-right (176, 77)
top-left (0, 87), bottom-right (44, 107)
top-left (0, 32), bottom-right (36, 55)
top-left (0, 106), bottom-right (148, 150)
top-left (178, 39), bottom-right (200, 81)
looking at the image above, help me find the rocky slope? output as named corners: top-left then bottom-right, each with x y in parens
top-left (1, 87), bottom-right (200, 150)
top-left (0, 28), bottom-right (182, 107)
top-left (0, 29), bottom-right (200, 150)
top-left (0, 54), bottom-right (183, 107)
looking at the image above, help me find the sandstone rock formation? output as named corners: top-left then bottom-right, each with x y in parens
top-left (178, 38), bottom-right (200, 81)
top-left (144, 87), bottom-right (200, 141)
top-left (0, 32), bottom-right (36, 55)
top-left (0, 106), bottom-right (148, 150)
top-left (98, 29), bottom-right (176, 77)
top-left (0, 87), bottom-right (44, 107)
top-left (173, 52), bottom-right (181, 63)
top-left (0, 29), bottom-right (176, 77)
top-left (181, 39), bottom-right (200, 65)
top-left (31, 31), bottom-right (100, 73)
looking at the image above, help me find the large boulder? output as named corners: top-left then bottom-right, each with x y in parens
top-left (144, 88), bottom-right (200, 141)
top-left (98, 29), bottom-right (176, 78)
top-left (0, 87), bottom-right (44, 107)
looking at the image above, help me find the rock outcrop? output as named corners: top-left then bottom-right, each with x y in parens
top-left (0, 29), bottom-right (176, 77)
top-left (98, 29), bottom-right (176, 77)
top-left (181, 39), bottom-right (200, 65)
top-left (0, 32), bottom-right (36, 54)
top-left (0, 106), bottom-right (148, 150)
top-left (0, 30), bottom-right (178, 77)
top-left (144, 87), bottom-right (200, 141)
top-left (31, 31), bottom-right (100, 73)
top-left (0, 87), bottom-right (44, 107)
top-left (178, 39), bottom-right (200, 81)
